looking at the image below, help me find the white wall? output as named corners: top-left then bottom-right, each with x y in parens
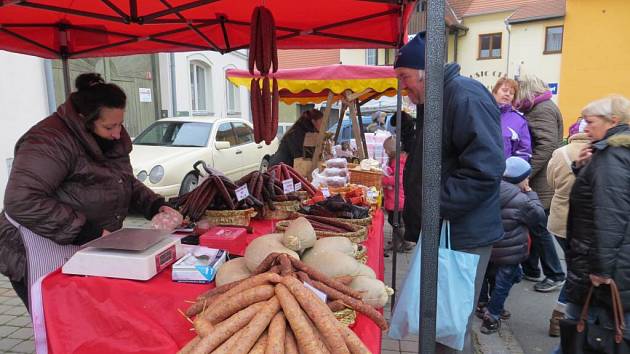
top-left (0, 51), bottom-right (51, 204)
top-left (159, 50), bottom-right (251, 121)
top-left (340, 49), bottom-right (367, 65)
top-left (455, 12), bottom-right (563, 103)
top-left (509, 18), bottom-right (564, 104)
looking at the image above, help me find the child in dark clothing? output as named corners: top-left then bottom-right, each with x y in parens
top-left (478, 157), bottom-right (547, 334)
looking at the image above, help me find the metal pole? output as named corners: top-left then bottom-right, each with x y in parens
top-left (390, 77), bottom-right (403, 312)
top-left (59, 26), bottom-right (71, 97)
top-left (419, 0), bottom-right (445, 353)
top-left (169, 53), bottom-right (178, 116)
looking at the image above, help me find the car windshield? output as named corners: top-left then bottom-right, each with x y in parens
top-left (134, 121), bottom-right (212, 147)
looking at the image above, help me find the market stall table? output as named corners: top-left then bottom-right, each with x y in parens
top-left (37, 210), bottom-right (385, 354)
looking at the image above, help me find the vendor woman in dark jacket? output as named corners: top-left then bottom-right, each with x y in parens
top-left (558, 95), bottom-right (630, 352)
top-left (0, 73), bottom-right (182, 309)
top-left (269, 109), bottom-right (323, 167)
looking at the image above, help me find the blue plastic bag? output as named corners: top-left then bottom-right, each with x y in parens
top-left (388, 221), bottom-right (479, 350)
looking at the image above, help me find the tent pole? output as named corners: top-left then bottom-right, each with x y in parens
top-left (59, 25), bottom-right (71, 98)
top-left (419, 0), bottom-right (446, 353)
top-left (355, 101), bottom-right (368, 158)
top-left (333, 103), bottom-right (347, 144)
top-left (390, 76), bottom-right (403, 312)
top-left (62, 57), bottom-right (71, 97)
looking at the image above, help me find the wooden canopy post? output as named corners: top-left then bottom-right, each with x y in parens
top-left (311, 91), bottom-right (336, 171)
top-left (344, 90), bottom-right (368, 160)
top-left (333, 102), bottom-right (348, 144)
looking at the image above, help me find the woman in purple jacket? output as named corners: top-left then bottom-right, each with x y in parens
top-left (492, 78), bottom-right (532, 161)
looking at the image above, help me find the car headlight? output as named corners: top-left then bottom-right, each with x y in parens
top-left (136, 170), bottom-right (148, 182)
top-left (149, 165), bottom-right (164, 184)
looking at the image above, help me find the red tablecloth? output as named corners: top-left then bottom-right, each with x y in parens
top-left (40, 210), bottom-right (384, 354)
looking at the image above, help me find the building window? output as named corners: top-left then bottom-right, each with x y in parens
top-left (478, 33), bottom-right (502, 59)
top-left (190, 61), bottom-right (212, 114)
top-left (226, 77), bottom-right (241, 115)
top-left (544, 26), bottom-right (563, 54)
top-left (366, 49), bottom-right (377, 65)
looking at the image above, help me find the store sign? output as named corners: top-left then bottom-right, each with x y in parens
top-left (282, 179), bottom-right (295, 194)
top-left (139, 88), bottom-right (152, 102)
top-left (235, 184), bottom-right (250, 201)
top-left (294, 182), bottom-right (302, 191)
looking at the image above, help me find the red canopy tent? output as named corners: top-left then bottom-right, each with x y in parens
top-left (0, 2), bottom-right (454, 353)
top-left (0, 0), bottom-right (415, 59)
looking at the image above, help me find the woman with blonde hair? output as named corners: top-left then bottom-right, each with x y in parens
top-left (516, 74), bottom-right (566, 292)
top-left (556, 95), bottom-right (630, 353)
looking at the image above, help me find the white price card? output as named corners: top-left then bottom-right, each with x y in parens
top-left (294, 182), bottom-right (302, 191)
top-left (303, 281), bottom-right (327, 302)
top-left (321, 187), bottom-right (330, 198)
top-left (282, 179), bottom-right (295, 194)
top-left (235, 184), bottom-right (250, 201)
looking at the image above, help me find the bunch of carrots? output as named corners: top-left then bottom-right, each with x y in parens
top-left (179, 253), bottom-right (386, 354)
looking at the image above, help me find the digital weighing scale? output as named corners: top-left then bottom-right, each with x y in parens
top-left (62, 228), bottom-right (183, 281)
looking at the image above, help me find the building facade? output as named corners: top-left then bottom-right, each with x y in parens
top-left (446, 0), bottom-right (565, 101)
top-left (158, 50), bottom-right (250, 123)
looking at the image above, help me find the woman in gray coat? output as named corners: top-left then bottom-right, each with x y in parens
top-left (516, 74), bottom-right (565, 292)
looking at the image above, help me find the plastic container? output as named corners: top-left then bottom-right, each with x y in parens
top-left (199, 226), bottom-right (248, 256)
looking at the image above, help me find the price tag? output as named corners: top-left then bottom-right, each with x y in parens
top-left (235, 184), bottom-right (250, 201)
top-left (303, 281), bottom-right (327, 302)
top-left (321, 187), bottom-right (330, 198)
top-left (282, 179), bottom-right (295, 194)
top-left (294, 182), bottom-right (302, 191)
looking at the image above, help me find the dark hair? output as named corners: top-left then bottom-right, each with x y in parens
top-left (70, 73), bottom-right (126, 127)
top-left (285, 109), bottom-right (323, 136)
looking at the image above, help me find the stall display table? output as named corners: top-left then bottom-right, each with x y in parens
top-left (37, 210), bottom-right (384, 354)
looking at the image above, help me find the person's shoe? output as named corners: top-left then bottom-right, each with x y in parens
top-left (500, 309), bottom-right (511, 320)
top-left (549, 309), bottom-right (564, 337)
top-left (523, 274), bottom-right (542, 282)
top-left (480, 314), bottom-right (501, 335)
top-left (534, 278), bottom-right (565, 292)
top-left (475, 303), bottom-right (487, 319)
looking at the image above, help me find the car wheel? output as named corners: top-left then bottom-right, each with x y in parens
top-left (179, 173), bottom-right (199, 196)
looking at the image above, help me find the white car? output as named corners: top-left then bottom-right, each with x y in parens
top-left (130, 117), bottom-right (279, 198)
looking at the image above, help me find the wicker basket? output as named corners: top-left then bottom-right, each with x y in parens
top-left (298, 213), bottom-right (372, 227)
top-left (355, 244), bottom-right (368, 264)
top-left (206, 208), bottom-right (257, 226)
top-left (259, 200), bottom-right (301, 220)
top-left (349, 168), bottom-right (382, 189)
top-left (334, 308), bottom-right (357, 327)
top-left (275, 220), bottom-right (367, 243)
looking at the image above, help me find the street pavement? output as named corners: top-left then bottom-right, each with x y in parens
top-left (0, 215), bottom-right (563, 353)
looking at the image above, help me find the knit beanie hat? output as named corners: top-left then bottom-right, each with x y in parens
top-left (394, 33), bottom-right (426, 70)
top-left (503, 157), bottom-right (531, 184)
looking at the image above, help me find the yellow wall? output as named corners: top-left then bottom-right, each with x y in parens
top-left (559, 0), bottom-right (630, 131)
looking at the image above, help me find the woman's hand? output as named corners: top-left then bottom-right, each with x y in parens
top-left (589, 274), bottom-right (612, 287)
top-left (518, 178), bottom-right (532, 192)
top-left (575, 145), bottom-right (593, 168)
top-left (151, 206), bottom-right (183, 232)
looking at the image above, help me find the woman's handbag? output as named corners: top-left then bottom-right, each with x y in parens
top-left (560, 280), bottom-right (630, 354)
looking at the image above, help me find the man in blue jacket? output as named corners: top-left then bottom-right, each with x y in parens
top-left (394, 34), bottom-right (505, 353)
